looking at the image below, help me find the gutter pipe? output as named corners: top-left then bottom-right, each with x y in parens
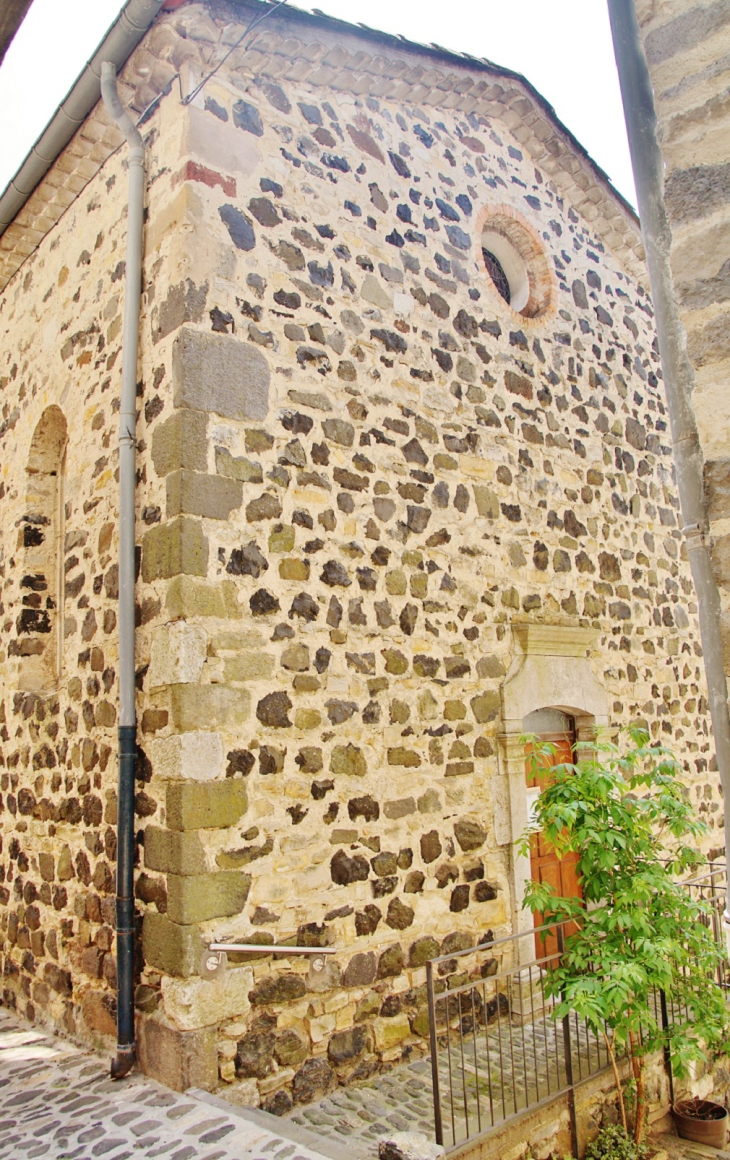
top-left (0, 0), bottom-right (164, 233)
top-left (607, 0), bottom-right (730, 909)
top-left (100, 61), bottom-right (145, 1080)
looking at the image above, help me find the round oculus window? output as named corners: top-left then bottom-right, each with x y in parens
top-left (479, 210), bottom-right (554, 319)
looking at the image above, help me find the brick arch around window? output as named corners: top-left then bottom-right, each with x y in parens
top-left (16, 405), bottom-right (68, 693)
top-left (496, 624), bottom-right (608, 964)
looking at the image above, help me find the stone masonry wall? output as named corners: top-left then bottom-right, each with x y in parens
top-left (637, 0), bottom-right (730, 679)
top-left (0, 60), bottom-right (201, 1047)
top-left (0, 0), bottom-right (721, 1113)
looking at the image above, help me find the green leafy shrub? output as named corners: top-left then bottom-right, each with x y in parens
top-left (585, 1125), bottom-right (648, 1160)
top-left (520, 725), bottom-right (730, 1143)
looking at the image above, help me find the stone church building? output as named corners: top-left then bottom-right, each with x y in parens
top-left (0, 0), bottom-right (720, 1113)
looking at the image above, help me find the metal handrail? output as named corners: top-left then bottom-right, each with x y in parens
top-left (201, 942), bottom-right (337, 979)
top-left (208, 943), bottom-right (337, 954)
top-left (427, 861), bottom-right (729, 973)
top-left (427, 917), bottom-right (569, 970)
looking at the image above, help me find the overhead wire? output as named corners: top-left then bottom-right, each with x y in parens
top-left (181, 0), bottom-right (290, 106)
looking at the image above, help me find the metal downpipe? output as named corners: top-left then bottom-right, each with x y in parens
top-left (607, 0), bottom-right (730, 906)
top-left (0, 0), bottom-right (165, 234)
top-left (100, 60), bottom-right (144, 1080)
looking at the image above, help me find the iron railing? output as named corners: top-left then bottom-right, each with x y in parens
top-left (426, 919), bottom-right (599, 1151)
top-left (426, 862), bottom-right (729, 1152)
top-left (677, 863), bottom-right (729, 993)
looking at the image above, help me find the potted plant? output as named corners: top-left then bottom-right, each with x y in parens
top-left (672, 1096), bottom-right (728, 1148)
top-left (520, 724), bottom-right (730, 1153)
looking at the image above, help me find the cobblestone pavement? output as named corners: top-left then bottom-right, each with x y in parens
top-left (0, 1007), bottom-right (345, 1160)
top-left (289, 1056), bottom-right (436, 1157)
top-left (0, 1002), bottom-right (614, 1160)
top-left (288, 1009), bottom-right (609, 1155)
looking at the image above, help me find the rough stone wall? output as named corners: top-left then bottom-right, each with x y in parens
top-left (636, 0), bottom-right (730, 674)
top-left (0, 60), bottom-right (206, 1047)
top-left (0, 0), bottom-right (721, 1115)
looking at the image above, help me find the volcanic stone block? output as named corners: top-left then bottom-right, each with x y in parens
top-left (215, 447), bottom-right (263, 483)
top-left (169, 684), bottom-right (250, 732)
top-left (155, 732), bottom-right (221, 786)
top-left (292, 1057), bottom-right (337, 1105)
top-left (328, 1024), bottom-right (367, 1063)
top-left (471, 691), bottom-right (501, 724)
top-left (166, 576), bottom-right (242, 619)
top-left (420, 831), bottom-right (442, 863)
top-left (166, 470), bottom-right (243, 520)
top-left (327, 742), bottom-right (364, 779)
top-left (377, 943), bottom-right (403, 978)
top-left (343, 951), bottom-right (376, 987)
top-left (148, 621), bottom-right (207, 688)
top-left (137, 1014), bottom-right (217, 1091)
top-left (152, 409), bottom-right (208, 477)
top-left (331, 849), bottom-right (370, 885)
top-left (274, 1029), bottom-right (308, 1068)
top-left (235, 1027), bottom-right (276, 1078)
top-left (173, 327), bottom-right (269, 420)
top-left (166, 779), bottom-right (248, 832)
top-left (408, 936), bottom-right (440, 967)
top-left (256, 690), bottom-right (292, 727)
top-left (142, 911), bottom-right (204, 977)
top-left (473, 485), bottom-right (499, 519)
top-left (166, 871), bottom-right (251, 924)
top-left (250, 973), bottom-right (306, 1005)
top-left (144, 827), bottom-right (206, 875)
top-left (454, 819), bottom-right (487, 851)
top-left (245, 494), bottom-right (282, 526)
top-left (373, 1013), bottom-right (410, 1051)
top-left (142, 516), bottom-right (208, 581)
top-left (386, 898), bottom-right (414, 930)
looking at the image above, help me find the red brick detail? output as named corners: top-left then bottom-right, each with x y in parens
top-left (176, 161), bottom-right (236, 198)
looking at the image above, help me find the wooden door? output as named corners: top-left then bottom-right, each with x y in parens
top-left (526, 734), bottom-right (582, 959)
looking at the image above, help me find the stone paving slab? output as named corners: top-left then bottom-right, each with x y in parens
top-left (651, 1130), bottom-right (730, 1160)
top-left (0, 1007), bottom-right (348, 1160)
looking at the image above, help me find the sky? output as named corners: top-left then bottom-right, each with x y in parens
top-left (0, 0), bottom-right (636, 208)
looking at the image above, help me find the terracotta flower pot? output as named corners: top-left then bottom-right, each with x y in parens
top-left (672, 1098), bottom-right (729, 1149)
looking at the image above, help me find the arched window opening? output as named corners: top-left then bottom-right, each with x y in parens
top-left (17, 406), bottom-right (68, 693)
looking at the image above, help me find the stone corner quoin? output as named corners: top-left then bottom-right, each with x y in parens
top-left (0, 0), bottom-right (719, 1114)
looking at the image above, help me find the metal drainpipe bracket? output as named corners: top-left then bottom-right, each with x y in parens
top-left (682, 522), bottom-right (707, 552)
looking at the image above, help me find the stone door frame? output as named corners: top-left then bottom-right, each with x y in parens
top-left (495, 624), bottom-right (608, 962)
